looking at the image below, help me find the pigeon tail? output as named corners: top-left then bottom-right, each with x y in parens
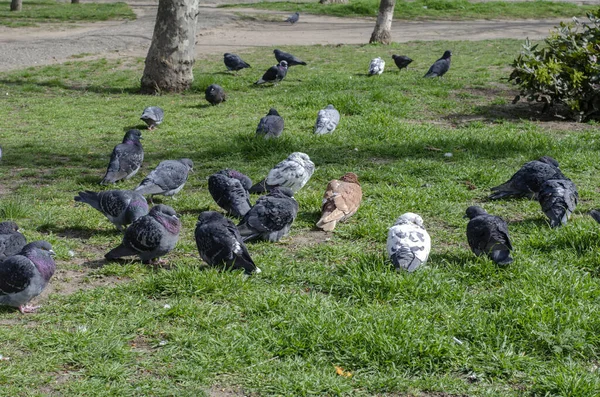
top-left (105, 244), bottom-right (136, 260)
top-left (316, 218), bottom-right (336, 232)
top-left (74, 191), bottom-right (101, 212)
top-left (391, 251), bottom-right (422, 273)
top-left (489, 250), bottom-right (513, 266)
top-left (134, 183), bottom-right (164, 196)
top-left (249, 179), bottom-right (269, 194)
top-left (590, 210), bottom-right (600, 224)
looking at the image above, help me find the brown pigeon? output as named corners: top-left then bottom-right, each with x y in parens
top-left (316, 172), bottom-right (362, 231)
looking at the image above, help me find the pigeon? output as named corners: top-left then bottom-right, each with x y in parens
top-left (392, 54), bottom-right (413, 71)
top-left (0, 221), bottom-right (27, 259)
top-left (316, 172), bottom-right (363, 231)
top-left (195, 211), bottom-right (260, 275)
top-left (424, 50), bottom-right (452, 78)
top-left (100, 129), bottom-right (144, 185)
top-left (368, 57), bottom-right (385, 76)
top-left (134, 159), bottom-right (194, 202)
top-left (387, 213), bottom-right (431, 272)
top-left (224, 53), bottom-right (251, 72)
top-left (256, 108), bottom-right (284, 139)
top-left (465, 206), bottom-right (513, 266)
top-left (0, 241), bottom-right (56, 314)
top-left (249, 152), bottom-right (315, 194)
top-left (105, 204), bottom-right (181, 264)
top-left (237, 187), bottom-right (299, 242)
top-left (538, 178), bottom-right (578, 228)
top-left (314, 104), bottom-right (340, 135)
top-left (285, 12), bottom-right (299, 24)
top-left (589, 209), bottom-right (600, 224)
top-left (255, 61), bottom-right (288, 85)
top-left (140, 106), bottom-right (164, 130)
top-left (205, 84), bottom-right (226, 106)
top-left (208, 169), bottom-right (253, 218)
top-left (74, 190), bottom-right (149, 231)
top-left (489, 156), bottom-right (565, 200)
top-left (273, 49), bottom-right (306, 67)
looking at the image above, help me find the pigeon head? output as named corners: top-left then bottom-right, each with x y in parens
top-left (538, 156), bottom-right (559, 168)
top-left (179, 158), bottom-right (194, 171)
top-left (22, 240), bottom-right (55, 255)
top-left (0, 221), bottom-right (19, 233)
top-left (267, 108), bottom-right (280, 116)
top-left (150, 204), bottom-right (178, 219)
top-left (279, 60), bottom-right (288, 69)
top-left (395, 212), bottom-right (424, 227)
top-left (289, 152), bottom-right (311, 164)
top-left (227, 169), bottom-right (252, 189)
top-left (464, 206), bottom-right (487, 219)
top-left (270, 186), bottom-right (295, 198)
top-left (151, 204), bottom-right (181, 234)
top-left (196, 211), bottom-right (224, 226)
top-left (325, 104), bottom-right (335, 110)
top-left (123, 129), bottom-right (143, 143)
top-left (340, 172), bottom-right (359, 185)
top-left (442, 50), bottom-right (452, 59)
top-left (273, 49), bottom-right (281, 56)
top-left (224, 52), bottom-right (232, 57)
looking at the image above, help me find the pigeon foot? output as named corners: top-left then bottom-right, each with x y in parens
top-left (19, 305), bottom-right (40, 314)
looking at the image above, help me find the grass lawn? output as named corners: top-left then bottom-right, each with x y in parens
top-left (0, 39), bottom-right (600, 396)
top-left (0, 0), bottom-right (135, 27)
top-left (221, 0), bottom-right (597, 21)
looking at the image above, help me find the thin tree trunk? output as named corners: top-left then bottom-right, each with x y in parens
top-left (10, 0), bottom-right (22, 11)
top-left (141, 0), bottom-right (200, 94)
top-left (72, 0), bottom-right (81, 4)
top-left (369, 0), bottom-right (395, 44)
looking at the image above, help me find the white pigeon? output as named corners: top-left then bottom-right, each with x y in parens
top-left (249, 152), bottom-right (315, 194)
top-left (314, 104), bottom-right (340, 135)
top-left (368, 57), bottom-right (385, 76)
top-left (386, 212), bottom-right (431, 272)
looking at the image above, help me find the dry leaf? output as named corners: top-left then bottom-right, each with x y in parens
top-left (425, 146), bottom-right (442, 152)
top-left (335, 365), bottom-right (352, 378)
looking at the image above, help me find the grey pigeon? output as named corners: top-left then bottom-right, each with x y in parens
top-left (140, 106), bottom-right (164, 130)
top-left (368, 57), bottom-right (385, 76)
top-left (100, 129), bottom-right (144, 185)
top-left (134, 158), bottom-right (194, 202)
top-left (538, 178), bottom-right (578, 228)
top-left (0, 241), bottom-right (56, 314)
top-left (249, 152), bottom-right (315, 194)
top-left (255, 61), bottom-right (288, 85)
top-left (392, 54), bottom-right (413, 71)
top-left (387, 213), bottom-right (431, 272)
top-left (424, 50), bottom-right (452, 78)
top-left (105, 204), bottom-right (181, 264)
top-left (0, 221), bottom-right (27, 259)
top-left (208, 169), bottom-right (253, 218)
top-left (224, 53), bottom-right (251, 72)
top-left (273, 49), bottom-right (306, 67)
top-left (314, 104), bottom-right (340, 135)
top-left (74, 190), bottom-right (149, 231)
top-left (285, 12), bottom-right (299, 24)
top-left (195, 211), bottom-right (261, 275)
top-left (205, 84), bottom-right (226, 106)
top-left (489, 156), bottom-right (564, 200)
top-left (237, 187), bottom-right (299, 242)
top-left (465, 206), bottom-right (513, 266)
top-left (256, 108), bottom-right (284, 139)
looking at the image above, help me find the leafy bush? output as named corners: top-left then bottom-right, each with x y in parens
top-left (509, 9), bottom-right (600, 122)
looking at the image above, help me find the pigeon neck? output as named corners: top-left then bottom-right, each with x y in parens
top-left (155, 214), bottom-right (181, 235)
top-left (28, 251), bottom-right (56, 282)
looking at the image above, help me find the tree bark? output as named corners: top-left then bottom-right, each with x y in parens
top-left (369, 0), bottom-right (395, 44)
top-left (140, 0), bottom-right (200, 94)
top-left (10, 0), bottom-right (22, 12)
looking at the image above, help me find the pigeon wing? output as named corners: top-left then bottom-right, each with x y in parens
top-left (0, 255), bottom-right (35, 295)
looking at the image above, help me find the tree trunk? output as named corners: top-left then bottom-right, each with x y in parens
top-left (369, 0), bottom-right (395, 44)
top-left (140, 0), bottom-right (200, 94)
top-left (71, 0), bottom-right (81, 4)
top-left (10, 0), bottom-right (22, 11)
top-left (319, 0), bottom-right (348, 4)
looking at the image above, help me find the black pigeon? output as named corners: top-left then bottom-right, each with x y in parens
top-left (105, 204), bottom-right (181, 264)
top-left (538, 178), bottom-right (578, 228)
top-left (255, 61), bottom-right (288, 85)
top-left (465, 206), bottom-right (513, 266)
top-left (195, 211), bottom-right (260, 275)
top-left (392, 54), bottom-right (413, 71)
top-left (273, 49), bottom-right (306, 67)
top-left (100, 129), bottom-right (144, 185)
top-left (237, 187), bottom-right (299, 242)
top-left (489, 156), bottom-right (564, 200)
top-left (424, 50), bottom-right (452, 78)
top-left (0, 241), bottom-right (56, 314)
top-left (589, 209), bottom-right (600, 224)
top-left (140, 106), bottom-right (164, 130)
top-left (208, 169), bottom-right (253, 218)
top-left (0, 221), bottom-right (27, 259)
top-left (224, 53), bottom-right (251, 72)
top-left (205, 84), bottom-right (226, 106)
top-left (256, 108), bottom-right (284, 139)
top-left (285, 12), bottom-right (299, 24)
top-left (75, 190), bottom-right (149, 231)
top-left (134, 159), bottom-right (194, 202)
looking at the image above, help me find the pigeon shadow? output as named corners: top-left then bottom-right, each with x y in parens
top-left (123, 124), bottom-right (150, 132)
top-left (507, 217), bottom-right (549, 228)
top-left (81, 258), bottom-right (109, 269)
top-left (0, 78), bottom-right (140, 95)
top-left (37, 226), bottom-right (120, 240)
top-left (446, 101), bottom-right (577, 124)
top-left (187, 103), bottom-right (213, 109)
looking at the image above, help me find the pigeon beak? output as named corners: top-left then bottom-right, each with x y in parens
top-left (49, 249), bottom-right (56, 256)
top-left (462, 214), bottom-right (469, 219)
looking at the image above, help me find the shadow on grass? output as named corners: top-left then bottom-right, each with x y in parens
top-left (0, 79), bottom-right (140, 95)
top-left (446, 101), bottom-right (576, 124)
top-left (38, 226), bottom-right (120, 240)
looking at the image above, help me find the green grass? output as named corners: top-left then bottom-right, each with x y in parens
top-left (222, 0), bottom-right (597, 21)
top-left (0, 0), bottom-right (135, 27)
top-left (1, 40), bottom-right (600, 396)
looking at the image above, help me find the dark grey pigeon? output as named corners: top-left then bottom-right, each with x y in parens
top-left (205, 84), bottom-right (226, 106)
top-left (140, 106), bottom-right (164, 130)
top-left (134, 159), bottom-right (194, 202)
top-left (489, 156), bottom-right (565, 200)
top-left (255, 61), bottom-right (288, 85)
top-left (285, 12), bottom-right (299, 24)
top-left (75, 190), bottom-right (149, 231)
top-left (273, 49), bottom-right (306, 67)
top-left (100, 129), bottom-right (144, 185)
top-left (195, 211), bottom-right (260, 275)
top-left (465, 206), bottom-right (513, 266)
top-left (105, 204), bottom-right (181, 264)
top-left (589, 209), bottom-right (600, 224)
top-left (538, 178), bottom-right (578, 228)
top-left (256, 108), bottom-right (284, 139)
top-left (224, 53), bottom-right (251, 72)
top-left (392, 54), bottom-right (413, 71)
top-left (424, 50), bottom-right (452, 78)
top-left (0, 221), bottom-right (27, 259)
top-left (208, 169), bottom-right (253, 218)
top-left (0, 241), bottom-right (55, 314)
top-left (237, 187), bottom-right (299, 242)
